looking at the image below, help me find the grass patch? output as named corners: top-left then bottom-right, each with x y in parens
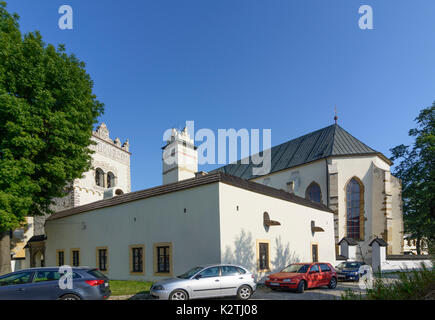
top-left (109, 280), bottom-right (153, 296)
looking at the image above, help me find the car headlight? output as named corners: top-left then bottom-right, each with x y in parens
top-left (283, 278), bottom-right (296, 283)
top-left (153, 285), bottom-right (165, 291)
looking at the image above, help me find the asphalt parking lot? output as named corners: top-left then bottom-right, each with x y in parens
top-left (251, 281), bottom-right (365, 300)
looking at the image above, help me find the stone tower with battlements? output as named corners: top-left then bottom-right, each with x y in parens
top-left (51, 123), bottom-right (131, 213)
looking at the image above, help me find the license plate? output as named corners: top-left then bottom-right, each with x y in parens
top-left (105, 282), bottom-right (109, 287)
top-left (270, 282), bottom-right (280, 286)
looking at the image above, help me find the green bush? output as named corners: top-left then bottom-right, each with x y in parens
top-left (342, 263), bottom-right (435, 300)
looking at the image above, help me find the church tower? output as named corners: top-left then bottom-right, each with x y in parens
top-left (162, 127), bottom-right (198, 185)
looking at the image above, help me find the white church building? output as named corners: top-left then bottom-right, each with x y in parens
top-left (16, 121), bottom-right (412, 279)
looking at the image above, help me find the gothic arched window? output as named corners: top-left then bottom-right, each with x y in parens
top-left (306, 182), bottom-right (322, 203)
top-left (95, 168), bottom-right (104, 187)
top-left (107, 172), bottom-right (115, 188)
top-left (346, 177), bottom-right (364, 240)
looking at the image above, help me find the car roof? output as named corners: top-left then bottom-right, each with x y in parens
top-left (197, 264), bottom-right (250, 270)
top-left (9, 266), bottom-right (95, 272)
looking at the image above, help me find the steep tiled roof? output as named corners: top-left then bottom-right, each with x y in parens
top-left (214, 124), bottom-right (390, 179)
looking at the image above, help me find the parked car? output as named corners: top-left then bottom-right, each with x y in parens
top-left (264, 262), bottom-right (337, 293)
top-left (150, 264), bottom-right (256, 300)
top-left (335, 261), bottom-right (366, 282)
top-left (0, 267), bottom-right (111, 300)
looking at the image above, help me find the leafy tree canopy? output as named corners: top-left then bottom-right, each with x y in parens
top-left (390, 103), bottom-right (435, 247)
top-left (0, 1), bottom-right (104, 232)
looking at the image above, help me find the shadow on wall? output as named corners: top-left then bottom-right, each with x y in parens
top-left (222, 229), bottom-right (256, 272)
top-left (272, 236), bottom-right (301, 273)
top-left (222, 230), bottom-right (301, 281)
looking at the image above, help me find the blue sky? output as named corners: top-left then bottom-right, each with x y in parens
top-left (6, 0), bottom-right (435, 191)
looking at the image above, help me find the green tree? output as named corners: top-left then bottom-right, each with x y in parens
top-left (390, 103), bottom-right (435, 254)
top-left (0, 2), bottom-right (103, 274)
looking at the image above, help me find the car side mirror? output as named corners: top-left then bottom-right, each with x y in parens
top-left (194, 274), bottom-right (202, 280)
top-left (309, 270), bottom-right (318, 274)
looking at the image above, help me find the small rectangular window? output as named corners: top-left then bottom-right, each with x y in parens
top-left (130, 246), bottom-right (144, 274)
top-left (71, 250), bottom-right (80, 267)
top-left (97, 248), bottom-right (108, 271)
top-left (56, 250), bottom-right (65, 266)
top-left (157, 246), bottom-right (170, 273)
top-left (312, 244), bottom-right (319, 263)
top-left (258, 242), bottom-right (270, 271)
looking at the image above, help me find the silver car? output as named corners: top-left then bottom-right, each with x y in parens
top-left (150, 264), bottom-right (256, 300)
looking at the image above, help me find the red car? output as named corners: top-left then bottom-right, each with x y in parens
top-left (265, 262), bottom-right (337, 293)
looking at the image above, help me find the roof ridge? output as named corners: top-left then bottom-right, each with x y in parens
top-left (329, 124), bottom-right (339, 155)
top-left (333, 124), bottom-right (377, 154)
top-left (273, 124), bottom-right (336, 151)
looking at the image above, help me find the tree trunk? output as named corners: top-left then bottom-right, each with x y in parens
top-left (416, 236), bottom-right (421, 255)
top-left (0, 231), bottom-right (12, 275)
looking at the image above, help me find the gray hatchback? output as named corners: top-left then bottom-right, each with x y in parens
top-left (0, 267), bottom-right (111, 300)
top-left (150, 264), bottom-right (256, 300)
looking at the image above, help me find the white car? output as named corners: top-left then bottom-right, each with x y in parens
top-left (150, 264), bottom-right (256, 300)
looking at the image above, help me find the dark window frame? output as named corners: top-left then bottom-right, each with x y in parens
top-left (57, 251), bottom-right (65, 266)
top-left (346, 178), bottom-right (363, 240)
top-left (98, 249), bottom-right (108, 271)
top-left (132, 247), bottom-right (143, 273)
top-left (312, 244), bottom-right (319, 263)
top-left (157, 246), bottom-right (170, 273)
top-left (259, 242), bottom-right (270, 271)
top-left (72, 250), bottom-right (80, 267)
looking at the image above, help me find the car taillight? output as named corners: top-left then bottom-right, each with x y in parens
top-left (251, 274), bottom-right (255, 279)
top-left (85, 279), bottom-right (105, 287)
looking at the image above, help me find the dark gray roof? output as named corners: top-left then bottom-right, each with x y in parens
top-left (214, 124), bottom-right (391, 180)
top-left (47, 172), bottom-right (333, 221)
top-left (24, 235), bottom-right (46, 248)
top-left (338, 237), bottom-right (359, 246)
top-left (369, 238), bottom-right (388, 247)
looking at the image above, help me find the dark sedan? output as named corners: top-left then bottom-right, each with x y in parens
top-left (335, 262), bottom-right (366, 282)
top-left (0, 267), bottom-right (111, 300)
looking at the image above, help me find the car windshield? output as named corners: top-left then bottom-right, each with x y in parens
top-left (281, 264), bottom-right (310, 273)
top-left (177, 267), bottom-right (204, 279)
top-left (337, 262), bottom-right (362, 269)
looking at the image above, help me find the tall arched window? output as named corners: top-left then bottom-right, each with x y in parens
top-left (306, 182), bottom-right (322, 203)
top-left (346, 178), bottom-right (364, 240)
top-left (95, 168), bottom-right (104, 187)
top-left (107, 172), bottom-right (115, 188)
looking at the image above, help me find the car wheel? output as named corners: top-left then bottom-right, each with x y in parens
top-left (59, 294), bottom-right (81, 300)
top-left (328, 277), bottom-right (337, 289)
top-left (169, 289), bottom-right (189, 300)
top-left (296, 280), bottom-right (306, 293)
top-left (237, 285), bottom-right (252, 300)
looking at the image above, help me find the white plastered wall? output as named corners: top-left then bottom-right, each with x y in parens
top-left (45, 183), bottom-right (221, 281)
top-left (218, 183), bottom-right (336, 281)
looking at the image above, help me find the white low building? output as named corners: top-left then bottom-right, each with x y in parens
top-left (45, 172), bottom-right (335, 281)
